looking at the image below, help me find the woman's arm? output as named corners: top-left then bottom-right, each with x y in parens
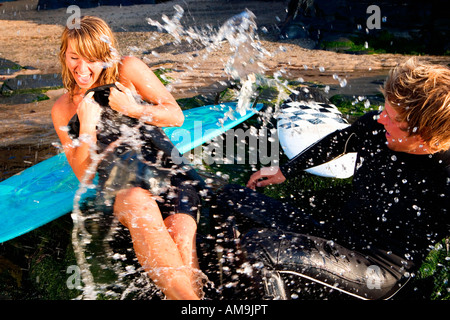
top-left (108, 56), bottom-right (184, 127)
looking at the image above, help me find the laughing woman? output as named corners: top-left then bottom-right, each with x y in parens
top-left (51, 16), bottom-right (203, 300)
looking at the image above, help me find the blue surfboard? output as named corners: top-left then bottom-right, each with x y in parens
top-left (0, 102), bottom-right (263, 243)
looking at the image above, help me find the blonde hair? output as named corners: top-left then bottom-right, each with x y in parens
top-left (59, 16), bottom-right (120, 96)
top-left (381, 57), bottom-right (450, 152)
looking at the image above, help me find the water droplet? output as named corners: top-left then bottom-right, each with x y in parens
top-left (100, 34), bottom-right (111, 44)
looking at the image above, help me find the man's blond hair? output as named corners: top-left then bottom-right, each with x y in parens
top-left (381, 57), bottom-right (450, 152)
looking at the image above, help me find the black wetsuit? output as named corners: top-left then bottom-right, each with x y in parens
top-left (213, 110), bottom-right (450, 300)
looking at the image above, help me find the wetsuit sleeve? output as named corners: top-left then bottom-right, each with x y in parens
top-left (280, 111), bottom-right (380, 179)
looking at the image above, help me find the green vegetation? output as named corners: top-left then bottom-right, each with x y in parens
top-left (321, 38), bottom-right (385, 54)
top-left (418, 238), bottom-right (450, 300)
top-left (351, 31), bottom-right (449, 56)
top-left (176, 94), bottom-right (214, 110)
top-left (152, 67), bottom-right (173, 86)
top-left (0, 214), bottom-right (79, 300)
top-left (329, 94), bottom-right (383, 117)
top-left (320, 31), bottom-right (450, 56)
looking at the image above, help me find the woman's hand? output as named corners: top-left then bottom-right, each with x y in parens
top-left (109, 81), bottom-right (143, 117)
top-left (246, 166), bottom-right (286, 190)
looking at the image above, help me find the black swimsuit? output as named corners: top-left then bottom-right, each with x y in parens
top-left (68, 84), bottom-right (206, 222)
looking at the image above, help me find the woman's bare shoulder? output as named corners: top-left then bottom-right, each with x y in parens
top-left (51, 92), bottom-right (72, 122)
top-left (53, 92), bottom-right (70, 107)
top-left (120, 55), bottom-right (144, 68)
top-left (118, 56), bottom-right (150, 77)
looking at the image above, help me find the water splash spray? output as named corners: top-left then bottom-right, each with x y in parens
top-left (148, 8), bottom-right (284, 117)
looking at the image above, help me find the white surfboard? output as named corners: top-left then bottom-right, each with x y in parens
top-left (277, 100), bottom-right (356, 178)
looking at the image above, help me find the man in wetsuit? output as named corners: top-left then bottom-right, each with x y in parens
top-left (212, 58), bottom-right (450, 300)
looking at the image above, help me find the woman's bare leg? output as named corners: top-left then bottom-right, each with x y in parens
top-left (114, 187), bottom-right (199, 300)
top-left (164, 213), bottom-right (203, 296)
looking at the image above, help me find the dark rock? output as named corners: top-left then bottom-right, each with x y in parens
top-left (1, 73), bottom-right (62, 96)
top-left (0, 58), bottom-right (22, 76)
top-left (0, 92), bottom-right (49, 105)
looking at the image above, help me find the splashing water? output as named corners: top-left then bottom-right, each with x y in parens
top-left (99, 34), bottom-right (121, 68)
top-left (71, 126), bottom-right (149, 300)
top-left (148, 7), bottom-right (289, 117)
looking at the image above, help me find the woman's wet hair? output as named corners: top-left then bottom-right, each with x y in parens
top-left (59, 16), bottom-right (121, 96)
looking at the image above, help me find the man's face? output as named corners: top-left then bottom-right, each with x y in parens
top-left (377, 102), bottom-right (428, 154)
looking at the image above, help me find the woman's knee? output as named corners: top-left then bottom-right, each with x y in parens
top-left (116, 186), bottom-right (151, 202)
top-left (165, 212), bottom-right (197, 226)
top-left (165, 213), bottom-right (197, 237)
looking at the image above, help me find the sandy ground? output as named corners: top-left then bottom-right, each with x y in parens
top-left (0, 0), bottom-right (449, 177)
